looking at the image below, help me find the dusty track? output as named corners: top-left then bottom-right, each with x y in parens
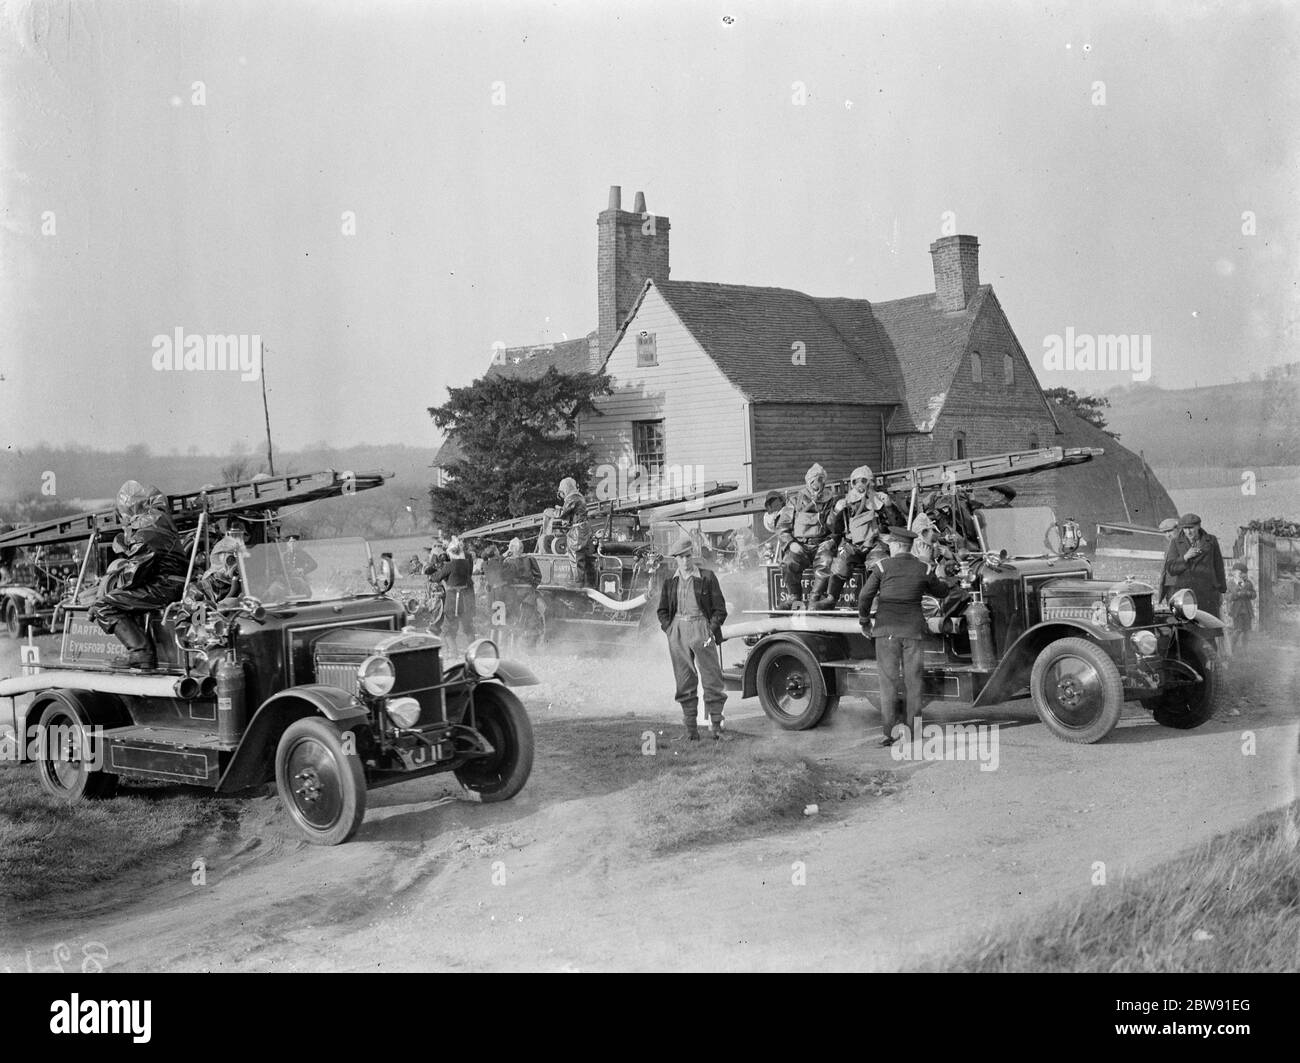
top-left (3, 636), bottom-right (1297, 971)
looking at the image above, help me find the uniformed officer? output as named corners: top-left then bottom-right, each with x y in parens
top-left (857, 526), bottom-right (951, 746)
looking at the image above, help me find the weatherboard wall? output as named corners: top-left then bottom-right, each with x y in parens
top-left (581, 285), bottom-right (752, 492)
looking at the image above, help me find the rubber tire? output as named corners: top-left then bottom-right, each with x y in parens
top-left (455, 685), bottom-right (535, 802)
top-left (1144, 640), bottom-right (1219, 730)
top-left (4, 598), bottom-right (22, 639)
top-left (274, 717), bottom-right (366, 846)
top-left (755, 640), bottom-right (831, 731)
top-left (34, 700), bottom-right (118, 802)
top-left (1030, 637), bottom-right (1124, 744)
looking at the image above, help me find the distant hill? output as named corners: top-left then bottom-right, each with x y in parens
top-left (0, 443), bottom-right (440, 506)
top-left (1098, 372), bottom-right (1299, 469)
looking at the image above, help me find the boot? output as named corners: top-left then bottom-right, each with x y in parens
top-left (683, 710), bottom-right (700, 741)
top-left (811, 574), bottom-right (843, 611)
top-left (109, 615), bottom-right (156, 671)
top-left (709, 712), bottom-right (727, 742)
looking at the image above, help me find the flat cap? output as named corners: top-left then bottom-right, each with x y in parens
top-left (1157, 517), bottom-right (1179, 532)
top-left (1179, 513), bottom-right (1202, 528)
top-left (669, 534), bottom-right (696, 557)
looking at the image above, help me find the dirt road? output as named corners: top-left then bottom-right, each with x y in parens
top-left (3, 636), bottom-right (1297, 972)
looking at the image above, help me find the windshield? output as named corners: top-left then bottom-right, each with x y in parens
top-left (240, 537), bottom-right (378, 605)
top-left (980, 506), bottom-right (1062, 557)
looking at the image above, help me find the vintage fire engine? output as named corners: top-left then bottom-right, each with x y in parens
top-left (0, 470), bottom-right (535, 844)
top-left (657, 448), bottom-right (1224, 744)
top-left (460, 480), bottom-right (737, 645)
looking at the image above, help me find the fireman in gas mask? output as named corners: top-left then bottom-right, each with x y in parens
top-left (89, 481), bottom-right (189, 670)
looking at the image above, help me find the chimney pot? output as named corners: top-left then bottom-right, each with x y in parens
top-left (633, 191), bottom-right (646, 213)
top-left (607, 185), bottom-right (622, 210)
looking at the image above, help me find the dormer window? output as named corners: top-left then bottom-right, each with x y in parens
top-left (637, 330), bottom-right (658, 366)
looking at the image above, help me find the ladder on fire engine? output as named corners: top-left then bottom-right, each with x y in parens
top-left (458, 479), bottom-right (740, 542)
top-left (0, 469), bottom-right (387, 549)
top-left (650, 447), bottom-right (1104, 522)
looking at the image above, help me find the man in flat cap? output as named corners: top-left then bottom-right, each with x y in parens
top-left (858, 526), bottom-right (951, 745)
top-left (657, 533), bottom-right (729, 740)
top-left (775, 462), bottom-right (838, 609)
top-left (1163, 513), bottom-right (1226, 619)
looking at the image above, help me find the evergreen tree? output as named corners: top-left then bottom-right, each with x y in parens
top-left (427, 367), bottom-right (611, 532)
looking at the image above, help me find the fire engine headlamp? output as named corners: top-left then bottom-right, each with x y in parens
top-left (358, 655), bottom-right (396, 696)
top-left (1169, 588), bottom-right (1198, 620)
top-left (1130, 631), bottom-right (1158, 657)
top-left (1108, 594), bottom-right (1138, 627)
top-left (385, 696), bottom-right (421, 729)
top-left (465, 638), bottom-right (500, 678)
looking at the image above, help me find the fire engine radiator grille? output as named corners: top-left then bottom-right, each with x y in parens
top-left (315, 663), bottom-right (359, 696)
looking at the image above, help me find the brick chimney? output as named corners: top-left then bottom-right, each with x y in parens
top-left (598, 186), bottom-right (670, 358)
top-left (929, 234), bottom-right (981, 311)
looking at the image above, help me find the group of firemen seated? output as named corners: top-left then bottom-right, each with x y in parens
top-left (767, 463), bottom-right (989, 614)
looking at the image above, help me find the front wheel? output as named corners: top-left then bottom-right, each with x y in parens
top-left (455, 685), bottom-right (534, 802)
top-left (755, 641), bottom-right (834, 730)
top-left (1030, 637), bottom-right (1124, 744)
top-left (274, 717), bottom-right (366, 845)
top-left (4, 599), bottom-right (24, 639)
top-left (1143, 640), bottom-right (1219, 730)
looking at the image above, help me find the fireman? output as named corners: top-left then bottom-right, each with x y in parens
top-left (813, 466), bottom-right (902, 610)
top-left (557, 477), bottom-right (595, 585)
top-left (857, 527), bottom-right (952, 745)
top-left (500, 537), bottom-right (543, 641)
top-left (88, 481), bottom-right (189, 670)
top-left (775, 463), bottom-right (838, 608)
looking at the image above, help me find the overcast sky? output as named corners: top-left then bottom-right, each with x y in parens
top-left (1, 0), bottom-right (1296, 466)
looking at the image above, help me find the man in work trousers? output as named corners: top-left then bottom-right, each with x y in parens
top-left (657, 534), bottom-right (728, 741)
top-left (857, 527), bottom-right (951, 746)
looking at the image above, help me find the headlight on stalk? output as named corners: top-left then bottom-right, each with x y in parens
top-left (1108, 594), bottom-right (1137, 627)
top-left (1170, 588), bottom-right (1198, 620)
top-left (465, 638), bottom-right (500, 678)
top-left (385, 696), bottom-right (421, 729)
top-left (1131, 630), bottom-right (1158, 656)
top-left (358, 655), bottom-right (396, 696)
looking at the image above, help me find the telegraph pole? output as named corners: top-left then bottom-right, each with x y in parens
top-left (260, 342), bottom-right (276, 475)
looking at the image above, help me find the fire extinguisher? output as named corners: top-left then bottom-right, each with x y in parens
top-left (965, 595), bottom-right (996, 672)
top-left (215, 653), bottom-right (248, 745)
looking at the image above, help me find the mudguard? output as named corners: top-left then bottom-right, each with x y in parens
top-left (218, 684), bottom-right (368, 793)
top-left (741, 631), bottom-right (850, 700)
top-left (972, 620), bottom-right (1125, 709)
top-left (493, 659), bottom-right (539, 687)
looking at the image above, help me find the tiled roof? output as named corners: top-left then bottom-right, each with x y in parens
top-left (430, 434), bottom-right (464, 467)
top-left (646, 280), bottom-right (987, 421)
top-left (653, 280), bottom-right (898, 404)
top-left (484, 333), bottom-right (597, 380)
top-left (869, 286), bottom-right (991, 433)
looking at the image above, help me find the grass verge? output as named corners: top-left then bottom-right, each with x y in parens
top-left (924, 801), bottom-right (1300, 972)
top-left (628, 745), bottom-right (897, 854)
top-left (0, 761), bottom-right (225, 909)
